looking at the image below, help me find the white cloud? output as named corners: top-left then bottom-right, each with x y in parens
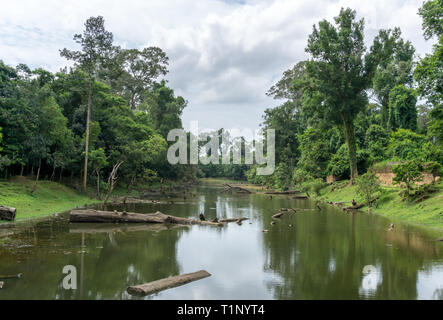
top-left (0, 0), bottom-right (433, 130)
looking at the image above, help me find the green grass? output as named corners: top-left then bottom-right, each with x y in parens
top-left (317, 180), bottom-right (443, 232)
top-left (0, 176), bottom-right (98, 221)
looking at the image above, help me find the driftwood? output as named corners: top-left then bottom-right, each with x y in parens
top-left (272, 212), bottom-right (284, 219)
top-left (292, 195), bottom-right (309, 200)
top-left (221, 184), bottom-right (252, 194)
top-left (265, 190), bottom-right (300, 195)
top-left (342, 203), bottom-right (365, 211)
top-left (70, 210), bottom-right (225, 226)
top-left (219, 217), bottom-right (249, 223)
top-left (0, 273), bottom-right (22, 279)
top-left (0, 205), bottom-right (16, 221)
top-left (127, 270), bottom-right (211, 296)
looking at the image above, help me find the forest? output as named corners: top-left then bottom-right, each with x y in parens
top-left (0, 0), bottom-right (442, 200)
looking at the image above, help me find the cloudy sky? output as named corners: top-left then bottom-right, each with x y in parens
top-left (0, 0), bottom-right (433, 131)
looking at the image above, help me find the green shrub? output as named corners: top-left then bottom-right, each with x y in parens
top-left (355, 172), bottom-right (382, 208)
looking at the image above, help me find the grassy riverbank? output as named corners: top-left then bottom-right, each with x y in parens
top-left (317, 180), bottom-right (443, 232)
top-left (202, 177), bottom-right (443, 232)
top-left (0, 176), bottom-right (97, 221)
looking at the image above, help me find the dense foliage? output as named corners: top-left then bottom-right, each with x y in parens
top-left (246, 2), bottom-right (443, 190)
top-left (0, 16), bottom-right (199, 197)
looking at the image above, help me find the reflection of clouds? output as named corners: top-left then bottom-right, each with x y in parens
top-left (417, 264), bottom-right (443, 300)
top-left (328, 258), bottom-right (336, 273)
top-left (154, 224), bottom-right (273, 299)
top-left (359, 264), bottom-right (382, 299)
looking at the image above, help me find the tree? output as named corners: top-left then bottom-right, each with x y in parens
top-left (418, 0), bottom-right (443, 40)
top-left (89, 148), bottom-right (108, 198)
top-left (60, 16), bottom-right (114, 191)
top-left (415, 0), bottom-right (443, 145)
top-left (388, 85), bottom-right (417, 131)
top-left (392, 159), bottom-right (424, 198)
top-left (372, 28), bottom-right (415, 127)
top-left (355, 172), bottom-right (382, 209)
top-left (146, 81), bottom-right (187, 139)
top-left (109, 48), bottom-right (169, 109)
top-left (365, 124), bottom-right (389, 161)
top-left (304, 8), bottom-right (389, 182)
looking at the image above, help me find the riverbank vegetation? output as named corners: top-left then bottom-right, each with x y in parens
top-left (0, 16), bottom-right (203, 206)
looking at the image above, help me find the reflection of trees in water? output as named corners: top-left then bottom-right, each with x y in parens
top-left (0, 216), bottom-right (185, 300)
top-left (261, 205), bottom-right (440, 299)
top-left (55, 227), bottom-right (185, 299)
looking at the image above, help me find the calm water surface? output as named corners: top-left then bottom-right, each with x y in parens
top-left (0, 184), bottom-right (442, 300)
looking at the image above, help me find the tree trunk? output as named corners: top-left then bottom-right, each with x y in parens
top-left (31, 159), bottom-right (41, 194)
top-left (96, 170), bottom-right (100, 200)
top-left (83, 76), bottom-right (92, 192)
top-left (69, 209), bottom-right (225, 226)
top-left (20, 164), bottom-right (24, 177)
top-left (59, 167), bottom-right (63, 184)
top-left (104, 161), bottom-right (124, 204)
top-left (127, 270), bottom-right (211, 296)
top-left (50, 165), bottom-right (56, 181)
top-left (343, 119), bottom-right (358, 183)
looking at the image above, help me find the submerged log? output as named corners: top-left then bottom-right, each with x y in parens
top-left (342, 203), bottom-right (365, 211)
top-left (292, 195), bottom-right (309, 200)
top-left (127, 270), bottom-right (211, 296)
top-left (0, 205), bottom-right (16, 221)
top-left (0, 273), bottom-right (22, 279)
top-left (219, 217), bottom-right (249, 223)
top-left (272, 212), bottom-right (284, 219)
top-left (222, 184), bottom-right (253, 194)
top-left (70, 210), bottom-right (224, 226)
top-left (265, 190), bottom-right (300, 195)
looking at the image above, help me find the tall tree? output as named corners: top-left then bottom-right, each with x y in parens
top-left (107, 47), bottom-right (169, 109)
top-left (372, 28), bottom-right (415, 127)
top-left (388, 85), bottom-right (417, 132)
top-left (304, 8), bottom-right (389, 181)
top-left (60, 16), bottom-right (114, 191)
top-left (415, 0), bottom-right (443, 145)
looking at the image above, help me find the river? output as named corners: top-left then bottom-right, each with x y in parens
top-left (0, 183), bottom-right (442, 299)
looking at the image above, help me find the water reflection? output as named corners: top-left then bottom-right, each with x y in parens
top-left (0, 185), bottom-right (442, 300)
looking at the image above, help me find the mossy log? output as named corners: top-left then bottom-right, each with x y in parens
top-left (0, 205), bottom-right (16, 221)
top-left (127, 270), bottom-right (211, 296)
top-left (70, 209), bottom-right (224, 226)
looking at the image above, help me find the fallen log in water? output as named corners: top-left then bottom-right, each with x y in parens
top-left (221, 184), bottom-right (253, 194)
top-left (292, 195), bottom-right (309, 200)
top-left (0, 205), bottom-right (16, 221)
top-left (70, 209), bottom-right (224, 226)
top-left (218, 217), bottom-right (249, 223)
top-left (342, 203), bottom-right (365, 211)
top-left (265, 190), bottom-right (300, 195)
top-left (272, 212), bottom-right (284, 219)
top-left (0, 273), bottom-right (22, 279)
top-left (127, 270), bottom-right (211, 296)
